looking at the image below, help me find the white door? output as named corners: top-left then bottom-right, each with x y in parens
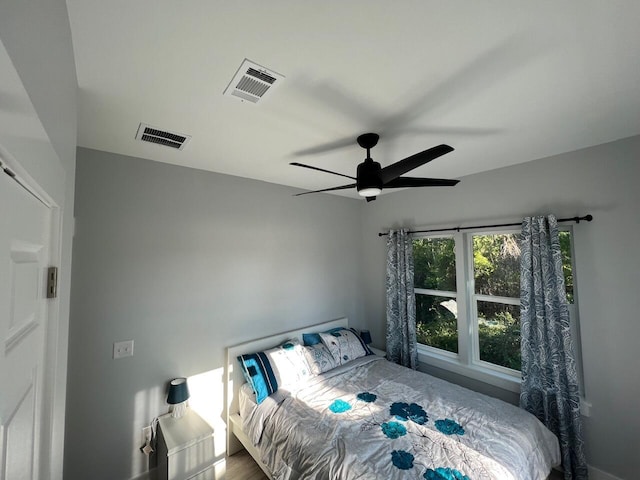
top-left (0, 169), bottom-right (51, 480)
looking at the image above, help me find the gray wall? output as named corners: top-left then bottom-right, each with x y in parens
top-left (361, 135), bottom-right (640, 479)
top-left (67, 136), bottom-right (640, 479)
top-left (65, 148), bottom-right (365, 480)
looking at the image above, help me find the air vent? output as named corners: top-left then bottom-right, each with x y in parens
top-left (135, 123), bottom-right (191, 150)
top-left (223, 59), bottom-right (284, 104)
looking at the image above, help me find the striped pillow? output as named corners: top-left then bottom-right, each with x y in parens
top-left (237, 352), bottom-right (278, 404)
top-left (237, 338), bottom-right (312, 404)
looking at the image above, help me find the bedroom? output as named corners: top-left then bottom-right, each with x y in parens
top-left (0, 2), bottom-right (639, 480)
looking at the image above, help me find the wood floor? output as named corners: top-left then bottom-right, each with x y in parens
top-left (226, 449), bottom-right (269, 480)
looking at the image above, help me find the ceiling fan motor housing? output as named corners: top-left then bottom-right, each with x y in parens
top-left (357, 160), bottom-right (383, 195)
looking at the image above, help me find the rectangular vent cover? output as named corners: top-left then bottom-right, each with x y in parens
top-left (135, 123), bottom-right (191, 150)
top-left (223, 59), bottom-right (284, 104)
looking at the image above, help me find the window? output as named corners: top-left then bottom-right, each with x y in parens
top-left (414, 237), bottom-right (458, 354)
top-left (413, 228), bottom-right (576, 387)
top-left (472, 233), bottom-right (521, 371)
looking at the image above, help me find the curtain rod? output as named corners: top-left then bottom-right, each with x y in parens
top-left (377, 214), bottom-right (593, 237)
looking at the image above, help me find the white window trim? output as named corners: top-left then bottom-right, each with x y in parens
top-left (417, 345), bottom-right (521, 392)
top-left (413, 226), bottom-right (533, 392)
top-left (414, 224), bottom-right (588, 411)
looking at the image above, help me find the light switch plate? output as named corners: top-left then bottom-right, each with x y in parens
top-left (113, 340), bottom-right (134, 359)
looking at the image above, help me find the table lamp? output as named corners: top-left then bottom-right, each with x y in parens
top-left (167, 377), bottom-right (190, 418)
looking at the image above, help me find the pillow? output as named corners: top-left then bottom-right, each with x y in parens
top-left (302, 327), bottom-right (346, 346)
top-left (237, 351), bottom-right (278, 404)
top-left (302, 343), bottom-right (338, 375)
top-left (266, 338), bottom-right (312, 388)
top-left (302, 332), bottom-right (323, 346)
top-left (237, 338), bottom-right (312, 404)
top-left (319, 328), bottom-right (371, 366)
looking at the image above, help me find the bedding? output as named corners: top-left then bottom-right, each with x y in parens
top-left (318, 329), bottom-right (371, 366)
top-left (241, 355), bottom-right (560, 480)
top-left (302, 343), bottom-right (338, 375)
top-left (238, 338), bottom-right (311, 403)
top-left (239, 382), bottom-right (258, 420)
top-left (304, 328), bottom-right (373, 356)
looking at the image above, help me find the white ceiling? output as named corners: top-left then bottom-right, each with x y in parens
top-left (66, 1), bottom-right (640, 199)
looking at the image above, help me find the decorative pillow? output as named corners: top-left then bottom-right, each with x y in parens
top-left (302, 332), bottom-right (323, 346)
top-left (237, 351), bottom-right (278, 404)
top-left (319, 329), bottom-right (371, 366)
top-left (347, 328), bottom-right (374, 356)
top-left (237, 338), bottom-right (312, 404)
top-left (266, 338), bottom-right (312, 388)
top-left (302, 327), bottom-right (345, 346)
top-left (302, 343), bottom-right (338, 375)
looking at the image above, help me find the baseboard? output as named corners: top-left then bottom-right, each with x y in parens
top-left (589, 465), bottom-right (623, 480)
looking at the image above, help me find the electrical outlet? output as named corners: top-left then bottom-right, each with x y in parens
top-left (140, 425), bottom-right (154, 455)
top-left (113, 340), bottom-right (134, 359)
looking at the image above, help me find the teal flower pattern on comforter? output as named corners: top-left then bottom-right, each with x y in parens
top-left (424, 467), bottom-right (471, 480)
top-left (242, 356), bottom-right (560, 480)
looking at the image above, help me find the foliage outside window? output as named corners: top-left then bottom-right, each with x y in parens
top-left (414, 230), bottom-right (574, 374)
top-left (414, 237), bottom-right (458, 354)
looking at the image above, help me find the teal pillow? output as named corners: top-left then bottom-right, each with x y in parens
top-left (237, 352), bottom-right (277, 404)
top-left (302, 327), bottom-right (345, 346)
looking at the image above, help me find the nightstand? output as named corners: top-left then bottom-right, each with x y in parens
top-left (369, 346), bottom-right (386, 357)
top-left (157, 409), bottom-right (225, 480)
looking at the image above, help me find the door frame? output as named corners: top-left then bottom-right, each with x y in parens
top-left (0, 148), bottom-right (63, 480)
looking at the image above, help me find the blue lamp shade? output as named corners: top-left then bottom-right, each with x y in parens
top-left (360, 330), bottom-right (372, 345)
top-left (167, 378), bottom-right (190, 405)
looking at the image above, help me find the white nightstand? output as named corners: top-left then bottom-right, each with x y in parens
top-left (157, 409), bottom-right (225, 480)
top-left (369, 346), bottom-right (386, 357)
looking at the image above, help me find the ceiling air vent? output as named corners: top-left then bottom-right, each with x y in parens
top-left (135, 123), bottom-right (191, 150)
top-left (223, 59), bottom-right (284, 104)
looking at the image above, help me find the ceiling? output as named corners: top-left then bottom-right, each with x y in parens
top-left (66, 1), bottom-right (640, 199)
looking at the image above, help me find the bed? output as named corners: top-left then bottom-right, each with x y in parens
top-left (225, 318), bottom-right (560, 480)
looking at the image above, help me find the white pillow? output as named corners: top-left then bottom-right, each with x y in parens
top-left (265, 338), bottom-right (312, 389)
top-left (303, 343), bottom-right (338, 375)
top-left (319, 329), bottom-right (368, 366)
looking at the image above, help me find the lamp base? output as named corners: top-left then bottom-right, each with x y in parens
top-left (170, 401), bottom-right (188, 419)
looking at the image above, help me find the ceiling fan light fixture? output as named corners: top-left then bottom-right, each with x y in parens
top-left (356, 159), bottom-right (382, 198)
top-left (291, 133), bottom-right (457, 199)
top-left (358, 187), bottom-right (382, 197)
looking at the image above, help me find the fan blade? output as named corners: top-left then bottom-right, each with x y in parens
top-left (291, 136), bottom-right (358, 156)
top-left (384, 177), bottom-right (460, 188)
top-left (404, 126), bottom-right (502, 136)
top-left (290, 162), bottom-right (356, 180)
top-left (379, 144), bottom-right (454, 184)
top-left (366, 196), bottom-right (377, 202)
top-left (293, 183), bottom-right (356, 196)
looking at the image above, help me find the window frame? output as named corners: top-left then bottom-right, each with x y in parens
top-left (414, 225), bottom-right (578, 393)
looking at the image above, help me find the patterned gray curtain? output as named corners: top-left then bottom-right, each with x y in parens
top-left (386, 229), bottom-right (417, 369)
top-left (520, 215), bottom-right (588, 480)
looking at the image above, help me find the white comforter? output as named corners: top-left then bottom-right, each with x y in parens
top-left (243, 356), bottom-right (559, 480)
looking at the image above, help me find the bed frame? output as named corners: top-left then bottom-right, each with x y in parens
top-left (225, 317), bottom-right (349, 478)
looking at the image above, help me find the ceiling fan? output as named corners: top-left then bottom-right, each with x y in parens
top-left (291, 133), bottom-right (459, 202)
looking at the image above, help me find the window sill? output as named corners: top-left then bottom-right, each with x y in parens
top-left (417, 346), bottom-right (522, 394)
top-left (416, 347), bottom-right (593, 417)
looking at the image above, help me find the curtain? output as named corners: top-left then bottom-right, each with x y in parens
top-left (520, 215), bottom-right (588, 480)
top-left (385, 229), bottom-right (417, 369)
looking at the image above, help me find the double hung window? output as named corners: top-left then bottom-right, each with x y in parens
top-left (413, 228), bottom-right (576, 388)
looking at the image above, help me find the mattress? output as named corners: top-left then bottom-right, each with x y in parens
top-left (240, 356), bottom-right (560, 480)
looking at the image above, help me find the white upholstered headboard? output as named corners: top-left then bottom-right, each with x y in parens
top-left (225, 317), bottom-right (348, 454)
